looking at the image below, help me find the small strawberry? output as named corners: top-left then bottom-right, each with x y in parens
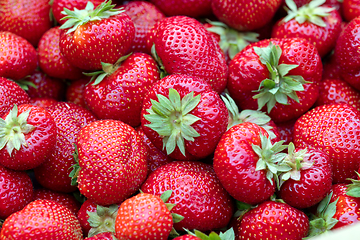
top-left (0, 77), bottom-right (30, 116)
top-left (66, 77), bottom-right (90, 109)
top-left (149, 0), bottom-right (212, 18)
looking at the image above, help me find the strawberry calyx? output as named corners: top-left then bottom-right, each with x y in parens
top-left (221, 93), bottom-right (276, 139)
top-left (346, 172), bottom-right (360, 197)
top-left (253, 42), bottom-right (310, 113)
top-left (144, 88), bottom-right (201, 156)
top-left (284, 0), bottom-right (335, 27)
top-left (69, 144), bottom-right (80, 186)
top-left (87, 204), bottom-right (119, 237)
top-left (0, 105), bottom-right (35, 156)
top-left (205, 20), bottom-right (259, 59)
top-left (60, 0), bottom-right (125, 34)
top-left (184, 227), bottom-right (235, 240)
top-left (160, 190), bottom-right (184, 238)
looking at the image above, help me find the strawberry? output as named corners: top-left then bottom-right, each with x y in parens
top-left (334, 16), bottom-right (360, 91)
top-left (74, 119), bottom-right (148, 205)
top-left (66, 77), bottom-right (90, 109)
top-left (0, 77), bottom-right (30, 116)
top-left (227, 38), bottom-right (322, 123)
top-left (0, 0), bottom-right (52, 46)
top-left (213, 122), bottom-right (289, 205)
top-left (271, 0), bottom-right (342, 57)
top-left (234, 201), bottom-right (309, 240)
top-left (141, 161), bottom-right (234, 232)
top-left (29, 97), bottom-right (58, 109)
top-left (148, 16), bottom-right (228, 93)
top-left (342, 0), bottom-right (360, 22)
top-left (0, 32), bottom-right (37, 81)
top-left (0, 199), bottom-right (83, 239)
top-left (0, 165), bottom-right (33, 219)
top-left (211, 0), bottom-right (282, 31)
top-left (34, 102), bottom-right (97, 193)
top-left (38, 26), bottom-right (84, 81)
top-left (77, 199), bottom-right (98, 236)
top-left (83, 52), bottom-right (160, 127)
top-left (59, 1), bottom-right (135, 71)
top-left (0, 104), bottom-right (57, 170)
top-left (141, 74), bottom-right (228, 160)
top-left (149, 0), bottom-right (212, 18)
top-left (293, 103), bottom-right (360, 183)
top-left (275, 119), bottom-right (296, 144)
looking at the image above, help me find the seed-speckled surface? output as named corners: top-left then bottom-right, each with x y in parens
top-left (0, 77), bottom-right (29, 116)
top-left (149, 0), bottom-right (212, 18)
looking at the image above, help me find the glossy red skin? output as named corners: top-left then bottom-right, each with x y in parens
top-left (141, 74), bottom-right (229, 161)
top-left (77, 119), bottom-right (148, 206)
top-left (330, 184), bottom-right (360, 229)
top-left (272, 8), bottom-right (342, 57)
top-left (342, 0), bottom-right (360, 22)
top-left (149, 0), bottom-right (212, 17)
top-left (38, 27), bottom-right (84, 81)
top-left (322, 53), bottom-right (342, 80)
top-left (213, 122), bottom-right (275, 205)
top-left (228, 38), bottom-right (322, 123)
top-left (149, 16), bottom-right (228, 93)
top-left (275, 119), bottom-right (296, 145)
top-left (334, 16), bottom-right (360, 91)
top-left (59, 13), bottom-right (135, 71)
top-left (66, 77), bottom-right (90, 109)
top-left (235, 201), bottom-right (309, 240)
top-left (0, 32), bottom-right (37, 81)
top-left (0, 77), bottom-right (30, 116)
top-left (279, 148), bottom-right (333, 209)
top-left (141, 161), bottom-right (234, 232)
top-left (315, 78), bottom-right (360, 112)
top-left (76, 199), bottom-right (97, 236)
top-left (34, 102), bottom-right (97, 193)
top-left (29, 97), bottom-right (58, 109)
top-left (33, 188), bottom-right (80, 215)
top-left (85, 232), bottom-right (115, 240)
top-left (173, 235), bottom-right (201, 240)
top-left (294, 103), bottom-right (360, 183)
top-left (123, 1), bottom-right (165, 54)
top-left (0, 165), bottom-right (33, 219)
top-left (211, 0), bottom-right (282, 31)
top-left (84, 53), bottom-right (160, 127)
top-left (0, 199), bottom-right (83, 239)
top-left (0, 104), bottom-right (57, 170)
top-left (0, 0), bottom-right (52, 46)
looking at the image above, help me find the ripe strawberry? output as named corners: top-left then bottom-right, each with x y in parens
top-left (0, 0), bottom-right (52, 46)
top-left (29, 97), bottom-right (58, 109)
top-left (0, 32), bottom-right (37, 81)
top-left (75, 119), bottom-right (148, 205)
top-left (0, 199), bottom-right (83, 239)
top-left (148, 16), bottom-right (228, 93)
top-left (59, 1), bottom-right (135, 71)
top-left (227, 38), bottom-right (322, 123)
top-left (66, 77), bottom-right (90, 109)
top-left (38, 27), bottom-right (84, 81)
top-left (213, 122), bottom-right (289, 205)
top-left (149, 0), bottom-right (212, 18)
top-left (211, 0), bottom-right (282, 31)
top-left (342, 0), bottom-right (360, 22)
top-left (0, 77), bottom-right (30, 116)
top-left (141, 161), bottom-right (234, 232)
top-left (0, 104), bottom-right (57, 170)
top-left (293, 103), bottom-right (360, 183)
top-left (0, 165), bottom-right (33, 219)
top-left (77, 199), bottom-right (98, 236)
top-left (235, 201), bottom-right (309, 240)
top-left (141, 74), bottom-right (228, 160)
top-left (272, 0), bottom-right (342, 57)
top-left (83, 52), bottom-right (160, 127)
top-left (34, 102), bottom-right (97, 193)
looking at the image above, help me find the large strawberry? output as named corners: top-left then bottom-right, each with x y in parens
top-left (227, 38), bottom-right (322, 123)
top-left (0, 77), bottom-right (30, 116)
top-left (149, 0), bottom-right (212, 18)
top-left (293, 103), bottom-right (360, 183)
top-left (59, 1), bottom-right (135, 71)
top-left (0, 104), bottom-right (57, 170)
top-left (140, 74), bottom-right (228, 160)
top-left (0, 199), bottom-right (83, 239)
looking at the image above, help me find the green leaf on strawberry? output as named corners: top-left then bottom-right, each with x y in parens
top-left (185, 227), bottom-right (235, 240)
top-left (346, 172), bottom-right (360, 198)
top-left (69, 144), bottom-right (80, 186)
top-left (87, 204), bottom-right (119, 237)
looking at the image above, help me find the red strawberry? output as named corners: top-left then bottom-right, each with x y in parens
top-left (75, 119), bottom-right (148, 205)
top-left (0, 77), bottom-right (30, 116)
top-left (271, 0), bottom-right (342, 57)
top-left (293, 103), bottom-right (360, 183)
top-left (0, 32), bottom-right (37, 81)
top-left (83, 52), bottom-right (160, 127)
top-left (141, 161), bottom-right (234, 232)
top-left (29, 97), bottom-right (58, 109)
top-left (141, 74), bottom-right (228, 160)
top-left (275, 119), bottom-right (296, 144)
top-left (38, 27), bottom-right (84, 80)
top-left (342, 0), bottom-right (360, 22)
top-left (66, 77), bottom-right (90, 109)
top-left (59, 1), bottom-right (135, 71)
top-left (0, 165), bottom-right (33, 219)
top-left (227, 38), bottom-right (322, 123)
top-left (211, 0), bottom-right (282, 31)
top-left (0, 199), bottom-right (83, 239)
top-left (0, 0), bottom-right (52, 46)
top-left (0, 104), bottom-right (57, 170)
top-left (149, 0), bottom-right (212, 18)
top-left (148, 16), bottom-right (228, 93)
top-left (77, 199), bottom-right (98, 236)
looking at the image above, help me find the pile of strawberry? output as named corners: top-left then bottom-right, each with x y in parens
top-left (1, 0), bottom-right (360, 239)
